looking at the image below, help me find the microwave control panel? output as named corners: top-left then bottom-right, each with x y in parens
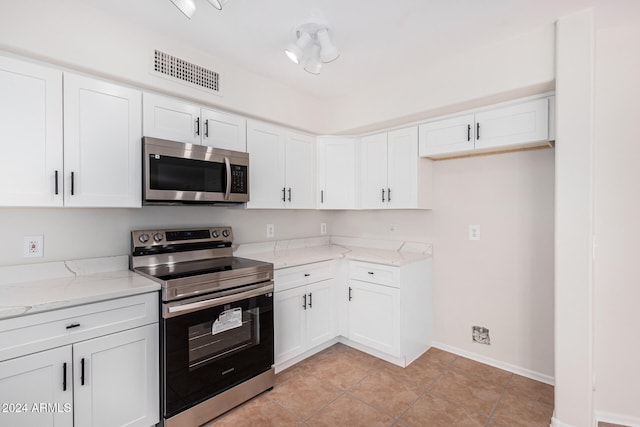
top-left (230, 165), bottom-right (248, 194)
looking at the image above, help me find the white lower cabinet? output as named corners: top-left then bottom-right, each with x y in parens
top-left (274, 258), bottom-right (432, 369)
top-left (347, 280), bottom-right (401, 357)
top-left (0, 293), bottom-right (159, 427)
top-left (0, 346), bottom-right (73, 426)
top-left (346, 260), bottom-right (432, 367)
top-left (274, 262), bottom-right (336, 368)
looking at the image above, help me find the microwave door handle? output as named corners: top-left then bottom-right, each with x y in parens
top-left (224, 157), bottom-right (231, 200)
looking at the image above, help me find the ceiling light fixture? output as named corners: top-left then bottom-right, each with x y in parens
top-left (169, 0), bottom-right (227, 19)
top-left (285, 19), bottom-right (339, 75)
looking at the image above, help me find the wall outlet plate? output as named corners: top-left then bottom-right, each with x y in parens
top-left (320, 223), bottom-right (327, 235)
top-left (469, 224), bottom-right (480, 241)
top-left (266, 224), bottom-right (275, 238)
top-left (24, 235), bottom-right (44, 258)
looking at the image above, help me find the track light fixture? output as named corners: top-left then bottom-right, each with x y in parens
top-left (169, 0), bottom-right (227, 19)
top-left (285, 20), bottom-right (339, 75)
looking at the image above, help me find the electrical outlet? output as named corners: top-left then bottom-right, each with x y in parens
top-left (24, 235), bottom-right (44, 258)
top-left (469, 224), bottom-right (480, 241)
top-left (266, 224), bottom-right (275, 238)
top-left (472, 326), bottom-right (490, 345)
top-left (320, 223), bottom-right (327, 235)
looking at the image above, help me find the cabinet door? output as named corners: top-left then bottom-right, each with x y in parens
top-left (348, 280), bottom-right (401, 357)
top-left (360, 133), bottom-right (388, 209)
top-left (201, 108), bottom-right (246, 152)
top-left (246, 121), bottom-right (286, 209)
top-left (317, 137), bottom-right (358, 209)
top-left (73, 324), bottom-right (159, 427)
top-left (0, 345), bottom-right (73, 427)
top-left (142, 92), bottom-right (201, 144)
top-left (474, 98), bottom-right (549, 150)
top-left (63, 73), bottom-right (142, 207)
top-left (387, 127), bottom-right (418, 209)
top-left (285, 132), bottom-right (315, 209)
top-left (306, 279), bottom-right (336, 348)
top-left (0, 56), bottom-right (63, 206)
top-left (274, 287), bottom-right (307, 365)
top-left (418, 114), bottom-right (474, 157)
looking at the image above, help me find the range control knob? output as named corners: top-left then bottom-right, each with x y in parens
top-left (153, 233), bottom-right (164, 243)
top-left (211, 230), bottom-right (220, 238)
top-left (222, 229), bottom-right (230, 238)
top-left (138, 233), bottom-right (150, 244)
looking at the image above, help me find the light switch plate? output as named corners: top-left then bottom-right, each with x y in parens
top-left (469, 224), bottom-right (480, 241)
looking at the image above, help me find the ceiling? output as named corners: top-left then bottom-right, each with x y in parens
top-left (84, 0), bottom-right (594, 101)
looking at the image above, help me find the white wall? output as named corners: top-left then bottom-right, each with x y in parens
top-left (433, 149), bottom-right (555, 378)
top-left (0, 207), bottom-right (330, 266)
top-left (0, 0), bottom-right (328, 134)
top-left (323, 25), bottom-right (556, 134)
top-left (593, 0), bottom-right (640, 424)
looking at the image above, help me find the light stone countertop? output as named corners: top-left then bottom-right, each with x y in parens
top-left (234, 236), bottom-right (433, 269)
top-left (0, 256), bottom-right (160, 320)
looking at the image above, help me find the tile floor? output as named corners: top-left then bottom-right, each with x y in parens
top-left (206, 344), bottom-right (555, 427)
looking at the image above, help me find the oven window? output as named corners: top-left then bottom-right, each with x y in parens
top-left (188, 307), bottom-right (259, 371)
top-left (149, 155), bottom-right (226, 192)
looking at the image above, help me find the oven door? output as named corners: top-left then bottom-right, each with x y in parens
top-left (161, 285), bottom-right (274, 419)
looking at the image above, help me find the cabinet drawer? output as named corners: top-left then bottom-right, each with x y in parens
top-left (275, 261), bottom-right (334, 292)
top-left (0, 292), bottom-right (158, 362)
top-left (349, 261), bottom-right (399, 287)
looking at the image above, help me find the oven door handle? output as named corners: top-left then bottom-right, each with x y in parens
top-left (224, 156), bottom-right (231, 201)
top-left (165, 283), bottom-right (274, 318)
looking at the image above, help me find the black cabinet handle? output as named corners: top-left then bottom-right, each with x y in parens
top-left (204, 119), bottom-right (209, 138)
top-left (308, 292), bottom-right (313, 308)
top-left (302, 294), bottom-right (307, 310)
top-left (467, 124), bottom-right (471, 142)
top-left (476, 122), bottom-right (480, 140)
top-left (288, 188), bottom-right (292, 202)
top-left (195, 117), bottom-right (200, 136)
top-left (70, 172), bottom-right (75, 196)
top-left (320, 190), bottom-right (324, 204)
top-left (368, 271), bottom-right (374, 275)
top-left (54, 170), bottom-right (59, 195)
top-left (348, 287), bottom-right (352, 301)
top-left (388, 188), bottom-right (391, 202)
top-left (282, 187), bottom-right (286, 202)
top-left (63, 362), bottom-right (67, 391)
top-left (65, 323), bottom-right (80, 330)
top-left (381, 188), bottom-right (385, 203)
top-left (80, 358), bottom-right (85, 386)
top-left (304, 273), bottom-right (310, 277)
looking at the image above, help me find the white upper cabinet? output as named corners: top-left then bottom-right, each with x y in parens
top-left (143, 92), bottom-right (246, 151)
top-left (361, 127), bottom-right (432, 209)
top-left (64, 73), bottom-right (142, 207)
top-left (246, 120), bottom-right (315, 209)
top-left (474, 97), bottom-right (549, 150)
top-left (201, 108), bottom-right (246, 152)
top-left (0, 56), bottom-right (63, 207)
top-left (419, 96), bottom-right (551, 158)
top-left (316, 137), bottom-right (358, 209)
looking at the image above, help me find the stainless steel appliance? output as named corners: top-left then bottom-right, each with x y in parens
top-left (142, 137), bottom-right (249, 205)
top-left (130, 226), bottom-right (274, 427)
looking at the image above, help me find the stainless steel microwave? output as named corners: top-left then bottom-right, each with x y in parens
top-left (142, 137), bottom-right (249, 205)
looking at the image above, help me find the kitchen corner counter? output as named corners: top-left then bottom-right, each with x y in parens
top-left (0, 255), bottom-right (160, 320)
top-left (234, 236), bottom-right (433, 269)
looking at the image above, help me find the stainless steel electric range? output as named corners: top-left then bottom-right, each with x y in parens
top-left (130, 226), bottom-right (274, 427)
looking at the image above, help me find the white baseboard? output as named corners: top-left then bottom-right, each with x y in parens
top-left (550, 415), bottom-right (574, 427)
top-left (596, 410), bottom-right (640, 427)
top-left (431, 341), bottom-right (555, 385)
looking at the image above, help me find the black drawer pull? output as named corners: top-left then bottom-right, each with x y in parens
top-left (368, 271), bottom-right (375, 275)
top-left (348, 287), bottom-right (352, 301)
top-left (65, 323), bottom-right (80, 330)
top-left (304, 273), bottom-right (310, 277)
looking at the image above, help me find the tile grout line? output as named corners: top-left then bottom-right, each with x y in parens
top-left (483, 373), bottom-right (514, 427)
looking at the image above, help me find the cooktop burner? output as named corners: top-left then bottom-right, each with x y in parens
top-left (135, 256), bottom-right (271, 281)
